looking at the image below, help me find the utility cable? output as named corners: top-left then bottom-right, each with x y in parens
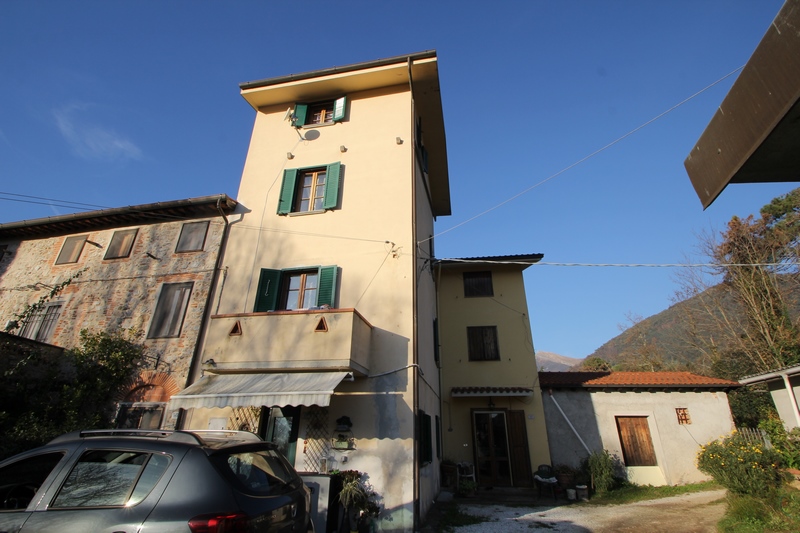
top-left (421, 65), bottom-right (745, 245)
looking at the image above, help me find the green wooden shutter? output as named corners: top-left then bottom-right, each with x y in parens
top-left (254, 269), bottom-right (282, 312)
top-left (293, 104), bottom-right (307, 127)
top-left (332, 96), bottom-right (346, 122)
top-left (322, 162), bottom-right (341, 210)
top-left (317, 265), bottom-right (338, 307)
top-left (277, 169), bottom-right (298, 214)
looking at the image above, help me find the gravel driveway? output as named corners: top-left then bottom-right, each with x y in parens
top-left (441, 489), bottom-right (727, 532)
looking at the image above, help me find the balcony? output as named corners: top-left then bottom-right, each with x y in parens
top-left (202, 308), bottom-right (372, 375)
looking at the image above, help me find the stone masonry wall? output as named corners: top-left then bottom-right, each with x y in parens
top-left (0, 217), bottom-right (227, 391)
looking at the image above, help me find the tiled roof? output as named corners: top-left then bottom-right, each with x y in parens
top-left (538, 371), bottom-right (740, 389)
top-left (451, 386), bottom-right (533, 397)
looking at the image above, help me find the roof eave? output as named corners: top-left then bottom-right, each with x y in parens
top-left (684, 2), bottom-right (800, 209)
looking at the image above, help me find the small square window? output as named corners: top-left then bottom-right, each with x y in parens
top-left (105, 229), bottom-right (138, 259)
top-left (463, 271), bottom-right (493, 297)
top-left (467, 326), bottom-right (500, 361)
top-left (56, 235), bottom-right (88, 264)
top-left (176, 221), bottom-right (209, 253)
top-left (676, 408), bottom-right (691, 425)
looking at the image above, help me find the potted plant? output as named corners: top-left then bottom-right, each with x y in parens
top-left (553, 464), bottom-right (577, 489)
top-left (456, 479), bottom-right (477, 497)
top-left (331, 470), bottom-right (380, 533)
top-left (440, 459), bottom-right (457, 488)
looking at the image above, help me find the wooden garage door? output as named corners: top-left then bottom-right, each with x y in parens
top-left (616, 416), bottom-right (657, 466)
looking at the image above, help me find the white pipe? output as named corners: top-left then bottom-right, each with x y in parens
top-left (780, 373), bottom-right (800, 429)
top-left (548, 389), bottom-right (592, 455)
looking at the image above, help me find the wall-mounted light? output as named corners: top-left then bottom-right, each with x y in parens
top-left (396, 137), bottom-right (403, 145)
top-left (340, 145), bottom-right (347, 153)
top-left (287, 152), bottom-right (294, 159)
top-left (203, 358), bottom-right (217, 367)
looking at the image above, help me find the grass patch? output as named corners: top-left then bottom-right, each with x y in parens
top-left (430, 501), bottom-right (490, 532)
top-left (718, 487), bottom-right (800, 533)
top-left (582, 480), bottom-right (721, 506)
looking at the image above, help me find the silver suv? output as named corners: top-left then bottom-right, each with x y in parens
top-left (0, 429), bottom-right (312, 532)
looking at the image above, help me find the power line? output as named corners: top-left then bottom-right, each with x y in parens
top-left (422, 65), bottom-right (746, 244)
top-left (438, 258), bottom-right (800, 268)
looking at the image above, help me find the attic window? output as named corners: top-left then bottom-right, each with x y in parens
top-left (676, 408), bottom-right (691, 425)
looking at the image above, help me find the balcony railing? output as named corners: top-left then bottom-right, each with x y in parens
top-left (202, 308), bottom-right (372, 375)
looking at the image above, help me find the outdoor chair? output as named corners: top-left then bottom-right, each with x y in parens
top-left (533, 464), bottom-right (558, 501)
top-left (456, 462), bottom-right (476, 487)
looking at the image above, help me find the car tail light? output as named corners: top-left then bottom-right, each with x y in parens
top-left (188, 512), bottom-right (249, 533)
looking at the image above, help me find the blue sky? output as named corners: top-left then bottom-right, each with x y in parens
top-left (1, 1), bottom-right (792, 359)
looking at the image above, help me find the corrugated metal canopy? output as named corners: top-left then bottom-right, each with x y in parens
top-left (168, 372), bottom-right (351, 410)
top-left (684, 1), bottom-right (800, 208)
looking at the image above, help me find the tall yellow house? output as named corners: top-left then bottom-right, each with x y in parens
top-left (436, 255), bottom-right (551, 488)
top-left (168, 52), bottom-right (449, 531)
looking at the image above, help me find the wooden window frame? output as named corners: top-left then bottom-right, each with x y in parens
top-left (282, 269), bottom-right (319, 310)
top-left (254, 266), bottom-right (338, 312)
top-left (278, 163), bottom-right (341, 215)
top-left (467, 326), bottom-right (500, 361)
top-left (294, 168), bottom-right (327, 213)
top-left (293, 96), bottom-right (346, 127)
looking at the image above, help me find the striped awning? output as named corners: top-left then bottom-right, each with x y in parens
top-left (168, 372), bottom-right (351, 410)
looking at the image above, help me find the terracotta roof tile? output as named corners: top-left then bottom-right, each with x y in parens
top-left (538, 371), bottom-right (740, 389)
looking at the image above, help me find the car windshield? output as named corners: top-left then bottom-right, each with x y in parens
top-left (220, 450), bottom-right (297, 496)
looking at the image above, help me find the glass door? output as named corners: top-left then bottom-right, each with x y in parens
top-left (473, 411), bottom-right (512, 486)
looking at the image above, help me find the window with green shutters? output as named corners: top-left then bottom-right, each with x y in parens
top-left (293, 96), bottom-right (346, 127)
top-left (254, 266), bottom-right (338, 312)
top-left (277, 162), bottom-right (341, 214)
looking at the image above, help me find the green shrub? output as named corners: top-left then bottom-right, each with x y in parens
top-left (582, 449), bottom-right (617, 494)
top-left (760, 416), bottom-right (800, 470)
top-left (697, 430), bottom-right (784, 495)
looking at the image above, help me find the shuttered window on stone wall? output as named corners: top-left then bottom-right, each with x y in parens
top-left (56, 235), bottom-right (88, 264)
top-left (176, 221), bottom-right (209, 253)
top-left (616, 416), bottom-right (657, 466)
top-left (105, 229), bottom-right (138, 259)
top-left (148, 282), bottom-right (193, 338)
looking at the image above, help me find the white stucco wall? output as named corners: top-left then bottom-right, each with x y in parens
top-left (543, 389), bottom-right (735, 486)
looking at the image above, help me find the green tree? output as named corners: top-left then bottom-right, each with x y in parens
top-left (676, 188), bottom-right (800, 381)
top-left (0, 330), bottom-right (144, 459)
top-left (578, 356), bottom-right (612, 371)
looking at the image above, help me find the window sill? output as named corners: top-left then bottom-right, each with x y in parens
top-left (287, 210), bottom-right (327, 217)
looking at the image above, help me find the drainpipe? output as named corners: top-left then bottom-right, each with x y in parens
top-left (177, 196), bottom-right (231, 429)
top-left (547, 389), bottom-right (592, 455)
top-left (408, 55), bottom-right (421, 532)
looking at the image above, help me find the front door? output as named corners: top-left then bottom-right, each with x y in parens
top-left (473, 411), bottom-right (511, 486)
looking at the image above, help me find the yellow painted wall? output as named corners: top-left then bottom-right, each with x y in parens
top-left (437, 264), bottom-right (551, 478)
